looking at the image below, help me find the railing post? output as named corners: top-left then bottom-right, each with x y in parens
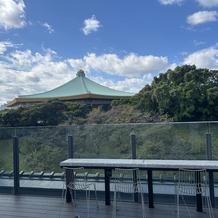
top-left (206, 133), bottom-right (212, 160)
top-left (131, 132), bottom-right (138, 202)
top-left (206, 124), bottom-right (215, 207)
top-left (13, 136), bottom-right (20, 195)
top-left (68, 135), bottom-right (74, 158)
top-left (131, 132), bottom-right (136, 159)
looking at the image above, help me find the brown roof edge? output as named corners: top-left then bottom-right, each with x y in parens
top-left (5, 94), bottom-right (133, 107)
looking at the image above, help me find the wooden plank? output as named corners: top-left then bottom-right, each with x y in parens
top-left (0, 194), bottom-right (217, 218)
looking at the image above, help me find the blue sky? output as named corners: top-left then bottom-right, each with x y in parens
top-left (0, 0), bottom-right (218, 106)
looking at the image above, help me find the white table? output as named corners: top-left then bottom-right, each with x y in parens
top-left (60, 158), bottom-right (218, 210)
top-left (60, 158), bottom-right (218, 170)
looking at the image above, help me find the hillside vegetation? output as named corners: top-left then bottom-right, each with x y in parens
top-left (0, 65), bottom-right (217, 127)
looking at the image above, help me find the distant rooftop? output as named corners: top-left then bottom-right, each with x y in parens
top-left (18, 70), bottom-right (134, 99)
top-left (5, 70), bottom-right (135, 107)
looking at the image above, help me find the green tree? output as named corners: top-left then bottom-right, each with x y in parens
top-left (0, 108), bottom-right (23, 126)
top-left (35, 100), bottom-right (68, 125)
top-left (65, 102), bottom-right (92, 124)
top-left (0, 100), bottom-right (95, 126)
top-left (19, 100), bottom-right (68, 126)
top-left (133, 65), bottom-right (218, 121)
top-left (0, 100), bottom-right (68, 127)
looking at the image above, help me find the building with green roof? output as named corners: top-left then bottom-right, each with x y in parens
top-left (5, 70), bottom-right (135, 108)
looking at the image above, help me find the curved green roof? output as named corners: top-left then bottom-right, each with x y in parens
top-left (19, 70), bottom-right (135, 98)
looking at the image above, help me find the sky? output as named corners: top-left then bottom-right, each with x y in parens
top-left (0, 0), bottom-right (218, 106)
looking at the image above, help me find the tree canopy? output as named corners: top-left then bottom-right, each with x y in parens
top-left (132, 65), bottom-right (218, 121)
top-left (0, 100), bottom-right (92, 127)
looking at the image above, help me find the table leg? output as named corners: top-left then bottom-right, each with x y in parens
top-left (66, 169), bottom-right (72, 203)
top-left (196, 171), bottom-right (203, 212)
top-left (208, 171), bottom-right (215, 207)
top-left (105, 169), bottom-right (112, 205)
top-left (147, 169), bottom-right (154, 208)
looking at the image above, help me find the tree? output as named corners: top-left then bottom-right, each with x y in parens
top-left (65, 102), bottom-right (92, 124)
top-left (0, 100), bottom-right (94, 127)
top-left (132, 65), bottom-right (218, 121)
top-left (0, 100), bottom-right (68, 127)
top-left (0, 108), bottom-right (23, 126)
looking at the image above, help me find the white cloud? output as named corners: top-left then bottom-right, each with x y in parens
top-left (0, 41), bottom-right (14, 54)
top-left (183, 45), bottom-right (218, 69)
top-left (187, 11), bottom-right (218, 25)
top-left (196, 0), bottom-right (218, 7)
top-left (159, 0), bottom-right (183, 5)
top-left (0, 44), bottom-right (169, 105)
top-left (68, 53), bottom-right (168, 77)
top-left (193, 40), bottom-right (206, 46)
top-left (92, 75), bottom-right (153, 94)
top-left (0, 48), bottom-right (73, 105)
top-left (0, 0), bottom-right (26, 29)
top-left (81, 15), bottom-right (102, 35)
top-left (40, 22), bottom-right (54, 33)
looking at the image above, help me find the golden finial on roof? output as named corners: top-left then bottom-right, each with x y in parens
top-left (76, 69), bottom-right (85, 77)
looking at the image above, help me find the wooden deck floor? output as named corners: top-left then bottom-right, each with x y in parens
top-left (0, 194), bottom-right (217, 218)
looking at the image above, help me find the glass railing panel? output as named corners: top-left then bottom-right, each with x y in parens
top-left (68, 124), bottom-right (133, 159)
top-left (0, 128), bottom-right (15, 171)
top-left (16, 126), bottom-right (69, 173)
top-left (209, 122), bottom-right (218, 160)
top-left (131, 122), bottom-right (214, 160)
top-left (11, 126), bottom-right (69, 189)
top-left (209, 123), bottom-right (218, 198)
top-left (0, 127), bottom-right (15, 188)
